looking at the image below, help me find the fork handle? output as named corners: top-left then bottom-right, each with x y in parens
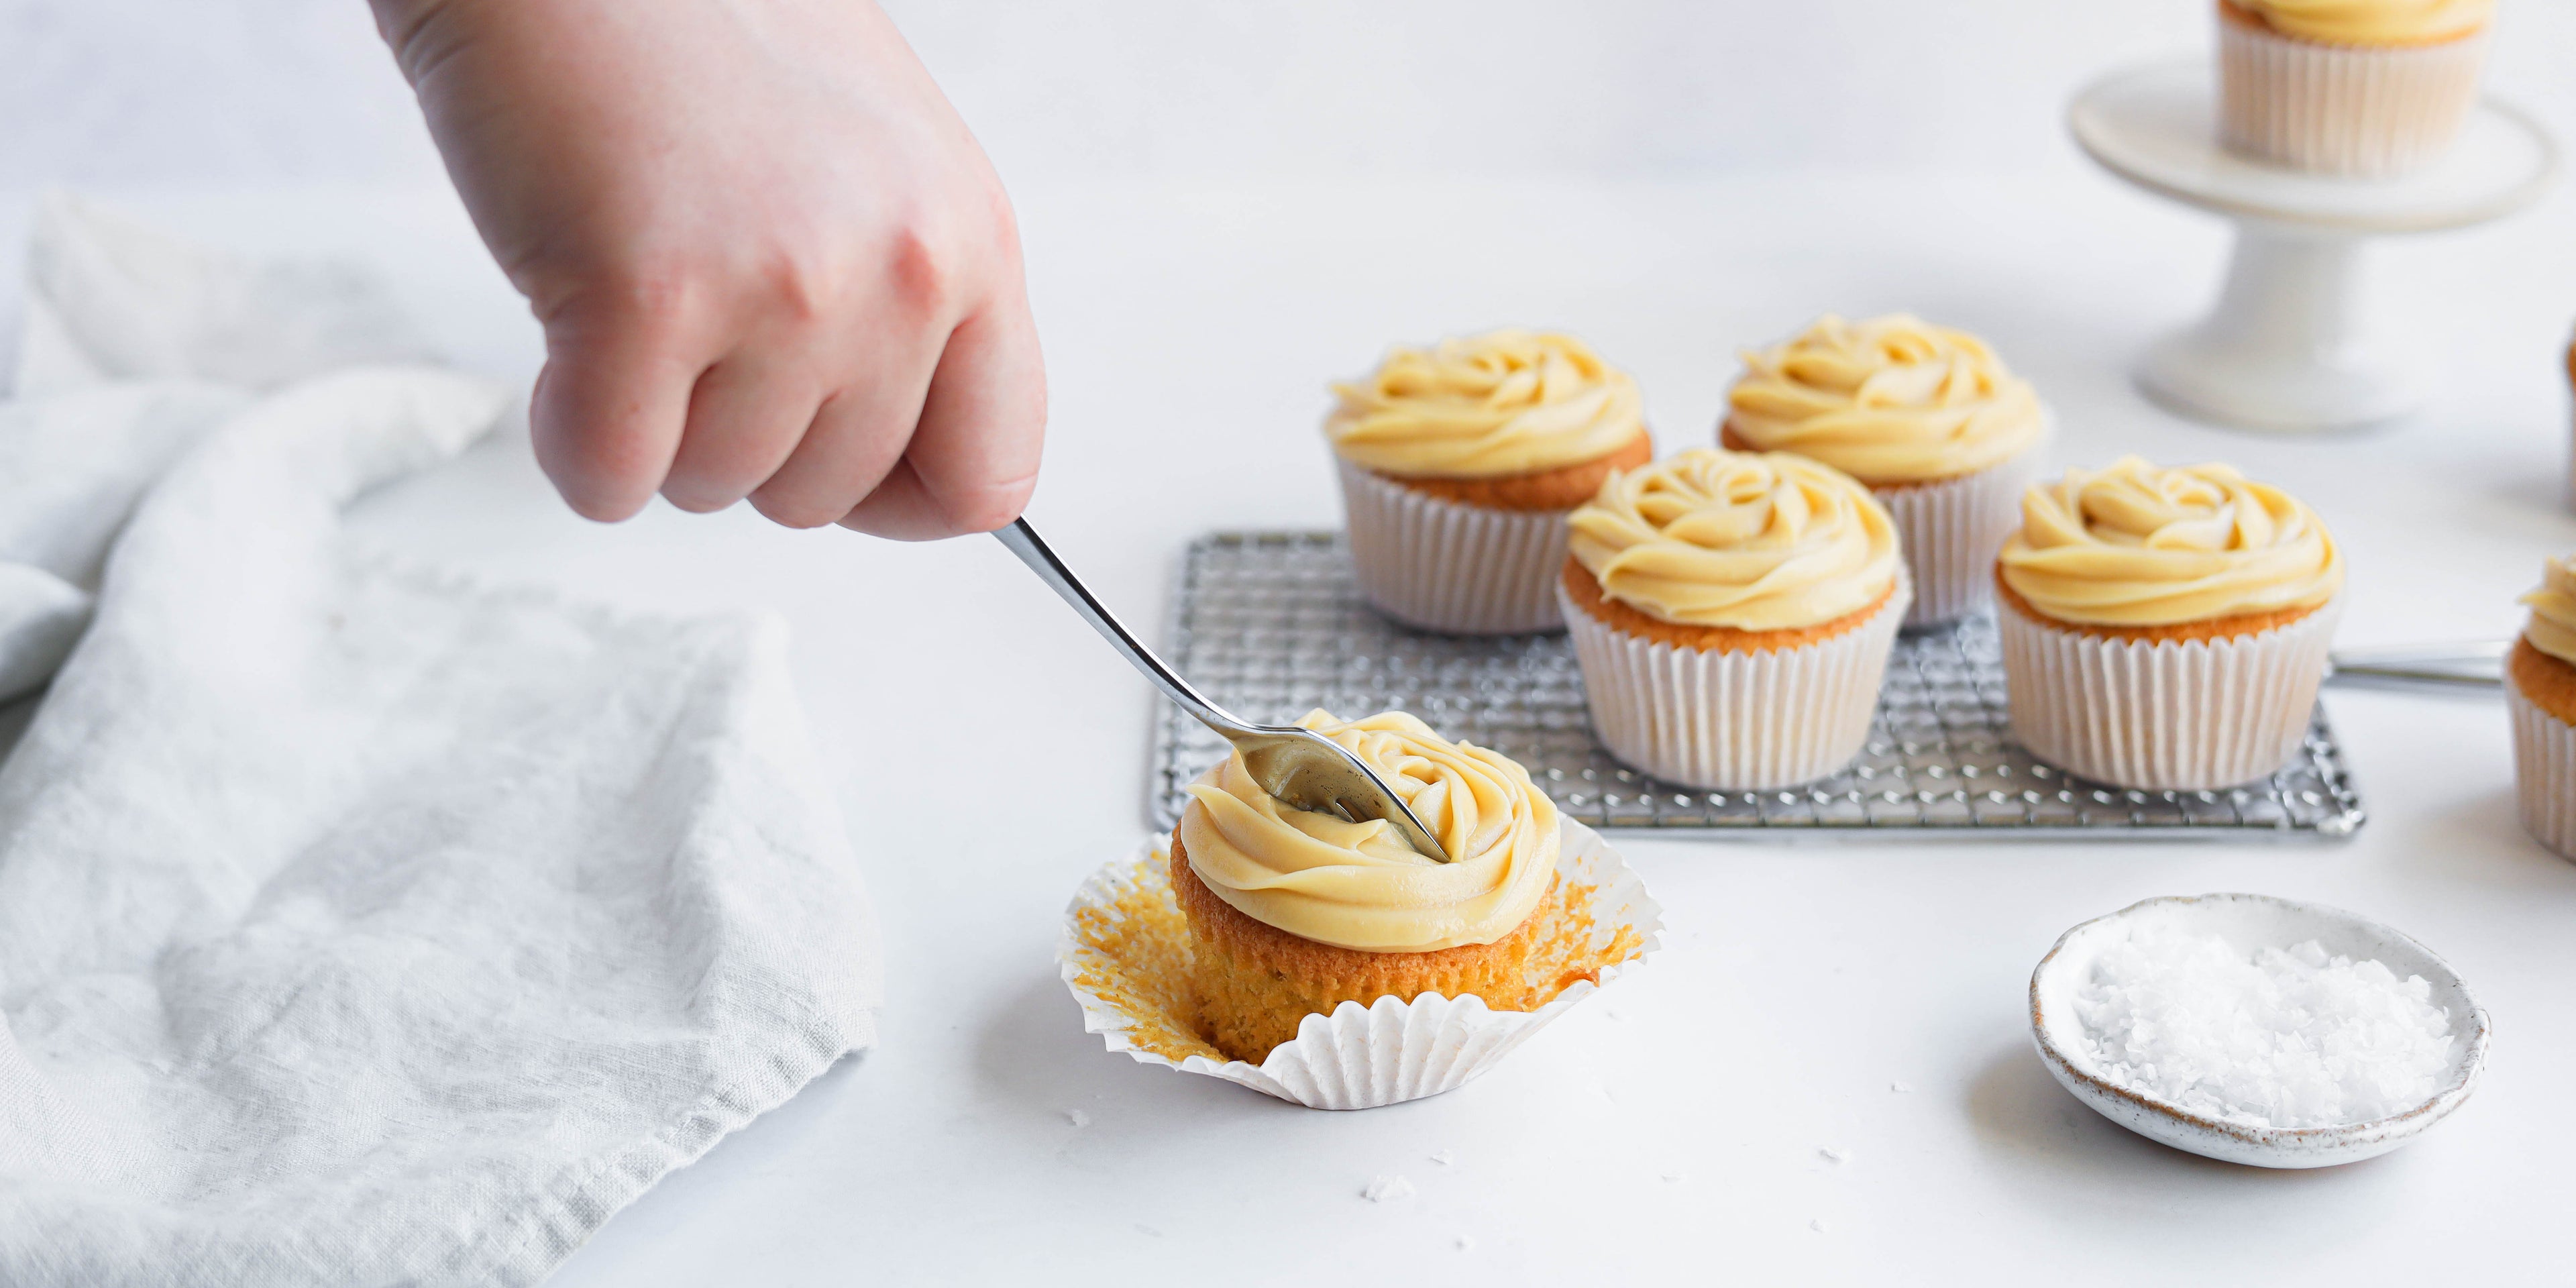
top-left (2325, 639), bottom-right (2507, 688)
top-left (992, 519), bottom-right (1247, 735)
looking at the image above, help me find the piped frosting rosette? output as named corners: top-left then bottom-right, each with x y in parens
top-left (1556, 449), bottom-right (1910, 791)
top-left (1329, 330), bottom-right (1648, 634)
top-left (2216, 0), bottom-right (2491, 176)
top-left (1328, 330), bottom-right (1644, 479)
top-left (2506, 557), bottom-right (2576, 861)
top-left (1725, 314), bottom-right (2046, 625)
top-left (1994, 457), bottom-right (2345, 791)
top-left (1175, 711), bottom-right (1557, 951)
top-left (1059, 710), bottom-right (1660, 1110)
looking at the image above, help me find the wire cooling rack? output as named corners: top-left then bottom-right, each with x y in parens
top-left (1146, 532), bottom-right (2365, 841)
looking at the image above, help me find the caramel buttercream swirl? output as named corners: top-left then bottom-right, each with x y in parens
top-left (1566, 447), bottom-right (1900, 631)
top-left (2520, 556), bottom-right (2576, 666)
top-left (1726, 313), bottom-right (2045, 484)
top-left (1177, 710), bottom-right (1559, 953)
top-left (1326, 329), bottom-right (1644, 480)
top-left (1997, 457), bottom-right (2345, 627)
top-left (2234, 0), bottom-right (2491, 46)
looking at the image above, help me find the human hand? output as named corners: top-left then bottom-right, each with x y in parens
top-left (372, 0), bottom-right (1043, 538)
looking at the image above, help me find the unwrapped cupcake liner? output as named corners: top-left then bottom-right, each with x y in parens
top-left (1336, 458), bottom-right (1568, 634)
top-left (1998, 594), bottom-right (2342, 792)
top-left (2505, 669), bottom-right (2576, 862)
top-left (2216, 12), bottom-right (2488, 177)
top-left (1558, 574), bottom-right (1911, 791)
top-left (1059, 819), bottom-right (1660, 1111)
top-left (1877, 449), bottom-right (2039, 629)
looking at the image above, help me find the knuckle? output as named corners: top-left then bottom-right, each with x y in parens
top-left (882, 220), bottom-right (963, 318)
top-left (751, 242), bottom-right (848, 327)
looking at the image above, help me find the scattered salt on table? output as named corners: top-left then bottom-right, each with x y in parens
top-left (2074, 923), bottom-right (2454, 1129)
top-left (1361, 1175), bottom-right (1415, 1203)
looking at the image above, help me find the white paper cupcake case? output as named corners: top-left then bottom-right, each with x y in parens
top-left (1058, 820), bottom-right (1660, 1111)
top-left (2217, 13), bottom-right (2488, 177)
top-left (1876, 449), bottom-right (2039, 629)
top-left (1557, 574), bottom-right (1911, 791)
top-left (1997, 594), bottom-right (2342, 792)
top-left (1336, 458), bottom-right (1570, 634)
top-left (2505, 667), bottom-right (2576, 862)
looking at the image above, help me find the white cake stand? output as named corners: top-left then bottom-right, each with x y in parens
top-left (2069, 57), bottom-right (2557, 433)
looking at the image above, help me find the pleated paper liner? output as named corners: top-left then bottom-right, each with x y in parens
top-left (2216, 9), bottom-right (2488, 177)
top-left (1878, 449), bottom-right (2039, 629)
top-left (1558, 574), bottom-right (1911, 792)
top-left (1059, 820), bottom-right (1660, 1110)
top-left (2506, 671), bottom-right (2576, 862)
top-left (1998, 594), bottom-right (2343, 792)
top-left (1335, 458), bottom-right (1570, 635)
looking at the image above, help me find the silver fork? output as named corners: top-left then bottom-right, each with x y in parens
top-left (2325, 641), bottom-right (2508, 688)
top-left (994, 519), bottom-right (1452, 862)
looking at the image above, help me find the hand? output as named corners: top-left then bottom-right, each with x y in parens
top-left (372, 0), bottom-right (1044, 538)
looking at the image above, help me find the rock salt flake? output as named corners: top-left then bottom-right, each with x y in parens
top-left (2073, 924), bottom-right (2453, 1130)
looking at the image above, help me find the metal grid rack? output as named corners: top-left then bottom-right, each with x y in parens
top-left (1146, 532), bottom-right (2365, 840)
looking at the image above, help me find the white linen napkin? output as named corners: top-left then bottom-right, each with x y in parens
top-left (0, 193), bottom-right (881, 1287)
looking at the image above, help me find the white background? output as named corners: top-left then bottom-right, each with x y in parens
top-left (7, 2), bottom-right (2576, 1285)
top-left (5, 1), bottom-right (2573, 185)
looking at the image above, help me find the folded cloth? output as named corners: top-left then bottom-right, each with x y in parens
top-left (0, 193), bottom-right (881, 1286)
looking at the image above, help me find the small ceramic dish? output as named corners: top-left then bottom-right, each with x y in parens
top-left (2029, 892), bottom-right (2489, 1169)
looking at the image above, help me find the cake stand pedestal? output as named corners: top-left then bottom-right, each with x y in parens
top-left (2068, 57), bottom-right (2556, 433)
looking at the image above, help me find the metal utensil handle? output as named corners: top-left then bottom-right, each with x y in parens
top-left (994, 519), bottom-right (1246, 735)
top-left (2326, 639), bottom-right (2507, 688)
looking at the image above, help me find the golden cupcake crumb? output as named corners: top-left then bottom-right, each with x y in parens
top-left (1173, 836), bottom-right (1635, 1063)
top-left (1561, 556), bottom-right (1895, 654)
top-left (1065, 856), bottom-right (1229, 1067)
top-left (1992, 567), bottom-right (2325, 643)
top-left (1071, 843), bottom-right (1640, 1069)
top-left (2511, 638), bottom-right (2576, 726)
top-left (1385, 431), bottom-right (1652, 512)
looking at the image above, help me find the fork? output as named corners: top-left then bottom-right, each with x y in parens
top-left (994, 519), bottom-right (1452, 862)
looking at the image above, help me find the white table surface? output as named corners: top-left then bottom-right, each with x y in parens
top-left (28, 164), bottom-right (2576, 1284)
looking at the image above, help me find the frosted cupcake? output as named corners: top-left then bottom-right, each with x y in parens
top-left (1171, 710), bottom-right (1644, 1063)
top-left (1723, 314), bottom-right (2046, 627)
top-left (1558, 448), bottom-right (1910, 790)
top-left (2216, 0), bottom-right (2493, 176)
top-left (1329, 330), bottom-right (1653, 634)
top-left (1996, 458), bottom-right (2345, 792)
top-left (2506, 557), bottom-right (2576, 861)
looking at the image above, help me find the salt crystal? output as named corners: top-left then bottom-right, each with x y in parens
top-left (1809, 1218), bottom-right (1829, 1233)
top-left (2074, 923), bottom-right (2455, 1129)
top-left (1362, 1175), bottom-right (1415, 1203)
top-left (1818, 1147), bottom-right (1849, 1164)
top-left (1454, 1234), bottom-right (1476, 1252)
top-left (1889, 1081), bottom-right (1912, 1093)
top-left (1065, 1109), bottom-right (1090, 1128)
top-left (1660, 1172), bottom-right (1686, 1183)
top-left (1428, 1149), bottom-right (1455, 1166)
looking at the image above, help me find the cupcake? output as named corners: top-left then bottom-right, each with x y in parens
top-left (1723, 314), bottom-right (2046, 627)
top-left (1995, 458), bottom-right (2346, 792)
top-left (1558, 448), bottom-right (1911, 791)
top-left (1170, 710), bottom-right (1642, 1063)
top-left (2506, 557), bottom-right (2576, 861)
top-left (2216, 0), bottom-right (2493, 177)
top-left (1328, 329), bottom-right (1653, 634)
